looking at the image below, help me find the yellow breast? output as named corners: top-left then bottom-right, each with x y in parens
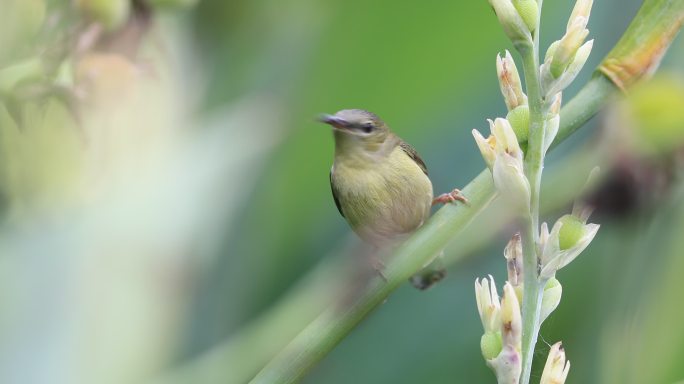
top-left (331, 145), bottom-right (433, 246)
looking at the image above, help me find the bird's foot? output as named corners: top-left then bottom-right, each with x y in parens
top-left (432, 188), bottom-right (468, 206)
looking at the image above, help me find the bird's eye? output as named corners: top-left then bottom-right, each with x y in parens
top-left (360, 123), bottom-right (374, 133)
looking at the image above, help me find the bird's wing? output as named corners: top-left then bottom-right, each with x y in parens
top-left (330, 169), bottom-right (345, 217)
top-left (399, 141), bottom-right (429, 176)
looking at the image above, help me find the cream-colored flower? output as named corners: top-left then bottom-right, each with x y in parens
top-left (475, 275), bottom-right (502, 333)
top-left (500, 283), bottom-right (522, 350)
top-left (497, 50), bottom-right (527, 111)
top-left (474, 118), bottom-right (530, 211)
top-left (540, 342), bottom-right (571, 384)
top-left (477, 280), bottom-right (523, 384)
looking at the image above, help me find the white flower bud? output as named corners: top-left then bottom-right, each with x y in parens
top-left (540, 342), bottom-right (571, 384)
top-left (568, 0), bottom-right (594, 30)
top-left (497, 50), bottom-right (528, 111)
top-left (551, 20), bottom-right (589, 78)
top-left (543, 40), bottom-right (594, 96)
top-left (488, 0), bottom-right (533, 46)
top-left (500, 282), bottom-right (522, 351)
top-left (473, 129), bottom-right (497, 169)
top-left (475, 275), bottom-right (502, 333)
top-left (504, 233), bottom-right (523, 286)
top-left (474, 119), bottom-right (530, 212)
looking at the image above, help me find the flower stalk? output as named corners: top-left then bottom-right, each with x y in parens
top-left (475, 0), bottom-right (605, 383)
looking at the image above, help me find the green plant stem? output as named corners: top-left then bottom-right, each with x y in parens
top-left (517, 2), bottom-right (546, 379)
top-left (519, 215), bottom-right (543, 384)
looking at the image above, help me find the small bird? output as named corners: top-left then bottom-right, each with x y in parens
top-left (319, 109), bottom-right (466, 289)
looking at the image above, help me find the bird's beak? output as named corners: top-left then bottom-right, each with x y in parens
top-left (318, 114), bottom-right (350, 130)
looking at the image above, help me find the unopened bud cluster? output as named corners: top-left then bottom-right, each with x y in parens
top-left (541, 0), bottom-right (594, 98)
top-left (487, 0), bottom-right (538, 46)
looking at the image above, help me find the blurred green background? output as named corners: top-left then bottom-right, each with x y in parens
top-left (1, 0), bottom-right (684, 383)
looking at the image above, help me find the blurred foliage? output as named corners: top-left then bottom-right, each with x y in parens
top-left (0, 0), bottom-right (683, 383)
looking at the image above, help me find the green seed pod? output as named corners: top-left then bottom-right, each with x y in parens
top-left (514, 0), bottom-right (539, 32)
top-left (558, 214), bottom-right (586, 250)
top-left (146, 0), bottom-right (199, 10)
top-left (480, 332), bottom-right (503, 360)
top-left (76, 0), bottom-right (131, 31)
top-left (506, 105), bottom-right (530, 143)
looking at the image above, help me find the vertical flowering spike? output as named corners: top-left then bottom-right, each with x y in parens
top-left (540, 342), bottom-right (571, 384)
top-left (488, 0), bottom-right (533, 45)
top-left (497, 51), bottom-right (528, 110)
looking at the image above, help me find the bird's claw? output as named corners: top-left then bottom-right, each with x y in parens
top-left (432, 188), bottom-right (469, 206)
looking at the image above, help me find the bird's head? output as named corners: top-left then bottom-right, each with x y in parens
top-left (318, 109), bottom-right (391, 153)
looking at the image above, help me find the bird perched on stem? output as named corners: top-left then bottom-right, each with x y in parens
top-left (319, 109), bottom-right (466, 290)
